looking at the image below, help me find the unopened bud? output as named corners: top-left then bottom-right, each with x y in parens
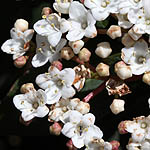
top-left (110, 99), bottom-right (125, 115)
top-left (14, 19), bottom-right (29, 32)
top-left (69, 40), bottom-right (84, 54)
top-left (96, 63), bottom-right (110, 77)
top-left (75, 101), bottom-right (90, 114)
top-left (41, 7), bottom-right (52, 17)
top-left (121, 33), bottom-right (135, 47)
top-left (114, 61), bottom-right (132, 80)
top-left (107, 25), bottom-right (122, 39)
top-left (20, 83), bottom-right (35, 94)
top-left (14, 56), bottom-right (28, 68)
top-left (78, 48), bottom-right (91, 62)
top-left (95, 42), bottom-right (112, 58)
top-left (142, 72), bottom-right (150, 85)
top-left (49, 122), bottom-right (62, 136)
top-left (61, 47), bottom-right (74, 60)
top-left (118, 121), bottom-right (128, 134)
top-left (128, 26), bottom-right (142, 41)
top-left (66, 139), bottom-right (77, 150)
top-left (51, 60), bottom-right (63, 71)
top-left (110, 141), bottom-right (120, 150)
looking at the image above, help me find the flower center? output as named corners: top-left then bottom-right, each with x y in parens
top-left (140, 122), bottom-right (147, 129)
top-left (32, 102), bottom-right (39, 109)
top-left (138, 56), bottom-right (146, 64)
top-left (57, 79), bottom-right (65, 86)
top-left (101, 0), bottom-right (110, 8)
top-left (82, 23), bottom-right (87, 29)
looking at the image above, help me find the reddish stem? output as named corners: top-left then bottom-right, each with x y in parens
top-left (82, 81), bottom-right (106, 102)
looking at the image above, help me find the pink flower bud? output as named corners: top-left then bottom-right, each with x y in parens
top-left (14, 56), bottom-right (28, 68)
top-left (19, 116), bottom-right (32, 126)
top-left (41, 7), bottom-right (52, 17)
top-left (110, 140), bottom-right (120, 150)
top-left (49, 122), bottom-right (62, 136)
top-left (78, 48), bottom-right (91, 62)
top-left (118, 121), bottom-right (128, 134)
top-left (14, 19), bottom-right (29, 32)
top-left (66, 139), bottom-right (77, 150)
top-left (20, 83), bottom-right (36, 94)
top-left (51, 60), bottom-right (63, 71)
top-left (61, 47), bottom-right (74, 60)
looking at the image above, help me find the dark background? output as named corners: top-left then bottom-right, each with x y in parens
top-left (0, 0), bottom-right (150, 149)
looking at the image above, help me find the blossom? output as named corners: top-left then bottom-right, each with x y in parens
top-left (61, 110), bottom-right (103, 148)
top-left (84, 0), bottom-right (119, 21)
top-left (34, 13), bottom-right (70, 47)
top-left (1, 27), bottom-right (34, 60)
top-left (121, 39), bottom-right (150, 75)
top-left (13, 89), bottom-right (49, 121)
top-left (53, 0), bottom-right (73, 14)
top-left (66, 1), bottom-right (97, 41)
top-left (36, 66), bottom-right (76, 104)
top-left (32, 34), bottom-right (67, 67)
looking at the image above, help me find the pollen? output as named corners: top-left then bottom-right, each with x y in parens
top-left (42, 15), bottom-right (47, 19)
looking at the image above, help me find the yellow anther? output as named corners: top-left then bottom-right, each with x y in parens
top-left (42, 15), bottom-right (47, 19)
top-left (51, 23), bottom-right (55, 28)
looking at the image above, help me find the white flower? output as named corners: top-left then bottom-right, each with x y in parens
top-left (121, 39), bottom-right (150, 75)
top-left (84, 0), bottom-right (119, 21)
top-left (1, 28), bottom-right (34, 60)
top-left (66, 1), bottom-right (97, 41)
top-left (61, 110), bottom-right (103, 149)
top-left (32, 34), bottom-right (67, 67)
top-left (53, 0), bottom-right (73, 14)
top-left (13, 89), bottom-right (49, 121)
top-left (36, 66), bottom-right (76, 104)
top-left (34, 13), bottom-right (70, 47)
top-left (119, 0), bottom-right (143, 15)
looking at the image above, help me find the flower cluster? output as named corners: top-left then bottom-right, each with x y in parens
top-left (1, 0), bottom-right (150, 149)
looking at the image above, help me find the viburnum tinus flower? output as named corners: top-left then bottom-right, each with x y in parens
top-left (121, 39), bottom-right (150, 75)
top-left (66, 1), bottom-right (97, 41)
top-left (127, 0), bottom-right (150, 35)
top-left (36, 66), bottom-right (76, 104)
top-left (13, 89), bottom-right (49, 121)
top-left (32, 34), bottom-right (67, 67)
top-left (34, 13), bottom-right (70, 47)
top-left (84, 0), bottom-right (119, 21)
top-left (1, 19), bottom-right (34, 60)
top-left (61, 110), bottom-right (103, 149)
top-left (53, 0), bottom-right (73, 14)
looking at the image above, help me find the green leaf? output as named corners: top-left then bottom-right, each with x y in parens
top-left (81, 79), bottom-right (104, 92)
top-left (96, 19), bottom-right (109, 29)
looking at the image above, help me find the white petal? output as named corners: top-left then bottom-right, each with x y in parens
top-left (69, 110), bottom-right (82, 124)
top-left (61, 122), bottom-right (75, 138)
top-left (10, 28), bottom-right (24, 40)
top-left (143, 0), bottom-right (150, 19)
top-left (21, 110), bottom-right (35, 121)
top-left (84, 0), bottom-right (99, 9)
top-left (36, 89), bottom-right (48, 105)
top-left (61, 86), bottom-right (75, 99)
top-left (32, 52), bottom-right (49, 68)
top-left (47, 31), bottom-right (62, 47)
top-left (82, 113), bottom-right (95, 127)
top-left (60, 19), bottom-right (71, 33)
top-left (53, 2), bottom-right (70, 14)
top-left (72, 134), bottom-right (85, 149)
top-left (56, 38), bottom-right (67, 51)
top-left (85, 25), bottom-right (97, 38)
top-left (24, 29), bottom-right (34, 42)
top-left (35, 106), bottom-right (49, 118)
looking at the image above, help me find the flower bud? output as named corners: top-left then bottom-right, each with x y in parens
top-left (61, 47), bottom-right (74, 60)
top-left (110, 141), bottom-right (120, 150)
top-left (69, 98), bottom-right (80, 110)
top-left (14, 56), bottom-right (28, 68)
top-left (69, 40), bottom-right (84, 54)
top-left (96, 63), bottom-right (110, 77)
top-left (114, 61), bottom-right (132, 80)
top-left (75, 101), bottom-right (90, 114)
top-left (41, 7), bottom-right (52, 17)
top-left (118, 121), bottom-right (128, 134)
top-left (14, 19), bottom-right (29, 32)
top-left (110, 99), bottom-right (125, 115)
top-left (20, 83), bottom-right (35, 94)
top-left (107, 25), bottom-right (122, 39)
top-left (78, 48), bottom-right (91, 62)
top-left (66, 139), bottom-right (77, 150)
top-left (95, 42), bottom-right (112, 58)
top-left (49, 122), bottom-right (62, 136)
top-left (51, 60), bottom-right (63, 71)
top-left (142, 72), bottom-right (150, 85)
top-left (128, 27), bottom-right (142, 41)
top-left (121, 33), bottom-right (135, 47)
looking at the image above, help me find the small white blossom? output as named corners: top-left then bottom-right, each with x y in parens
top-left (84, 0), bottom-right (119, 21)
top-left (121, 39), bottom-right (150, 75)
top-left (66, 1), bottom-right (97, 41)
top-left (53, 0), bottom-right (73, 14)
top-left (36, 66), bottom-right (76, 104)
top-left (61, 110), bottom-right (103, 149)
top-left (34, 13), bottom-right (70, 47)
top-left (13, 89), bottom-right (49, 121)
top-left (32, 34), bottom-right (67, 67)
